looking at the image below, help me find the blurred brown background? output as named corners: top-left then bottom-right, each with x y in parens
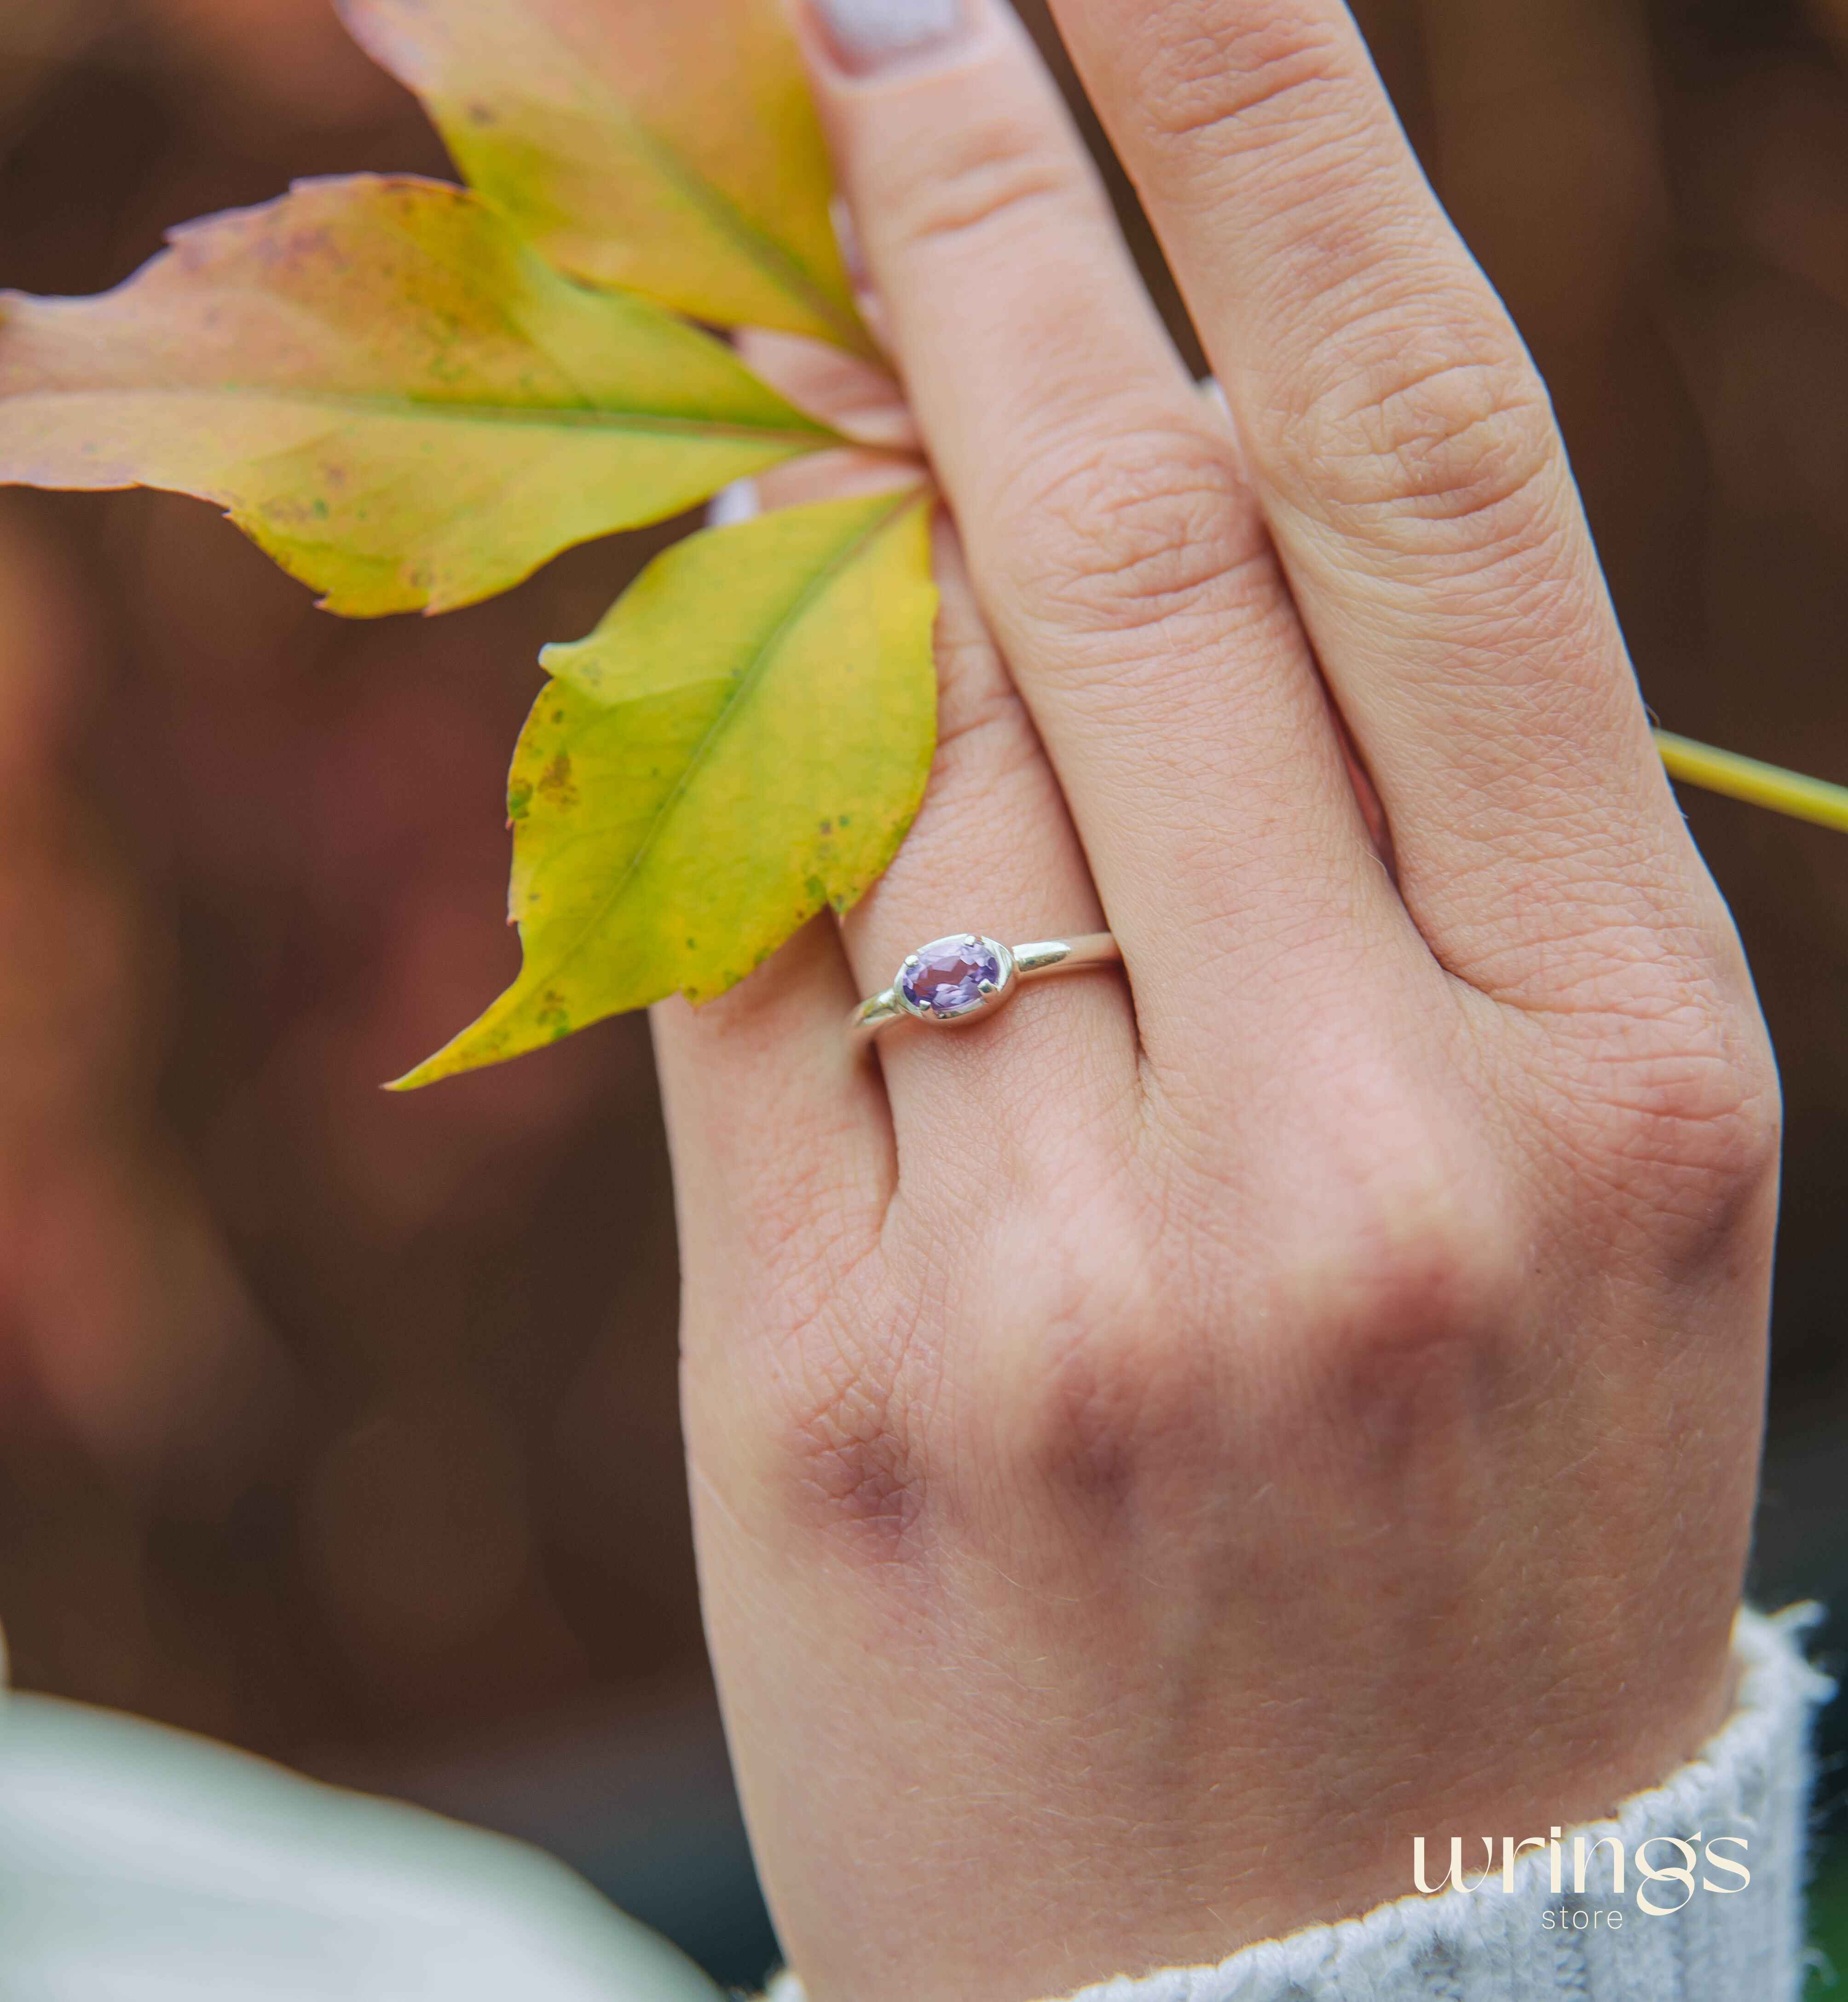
top-left (0, 0), bottom-right (1843, 1986)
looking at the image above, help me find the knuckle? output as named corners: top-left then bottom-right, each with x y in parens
top-left (1022, 1115), bottom-right (1520, 1519)
top-left (775, 1347), bottom-right (928, 1562)
top-left (1544, 949), bottom-right (1783, 1234)
top-left (1269, 1119), bottom-right (1523, 1371)
top-left (1008, 1221), bottom-right (1192, 1507)
top-left (1253, 1136), bottom-right (1529, 1470)
top-left (1229, 1049), bottom-right (1527, 1397)
top-left (1612, 1040), bottom-right (1781, 1211)
top-left (874, 107), bottom-right (1077, 260)
top-left (930, 683), bottom-right (1046, 806)
top-left (999, 421), bottom-right (1269, 640)
top-left (1124, 4), bottom-right (1352, 157)
top-left (928, 631), bottom-right (1034, 770)
top-left (756, 1167), bottom-right (1153, 1572)
top-left (1327, 1189), bottom-right (1519, 1365)
top-left (755, 1284), bottom-right (941, 1568)
top-left (1284, 337), bottom-right (1563, 547)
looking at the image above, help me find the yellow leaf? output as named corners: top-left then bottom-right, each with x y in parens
top-left (0, 175), bottom-right (839, 615)
top-left (338, 0), bottom-right (874, 357)
top-left (393, 487), bottom-right (938, 1086)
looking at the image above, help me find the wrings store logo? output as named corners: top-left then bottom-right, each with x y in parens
top-left (1413, 1829), bottom-right (1750, 1923)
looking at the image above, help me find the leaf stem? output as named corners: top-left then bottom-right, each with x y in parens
top-left (1656, 730), bottom-right (1848, 834)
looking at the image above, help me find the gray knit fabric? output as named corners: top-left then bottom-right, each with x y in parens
top-left (766, 1606), bottom-right (1831, 2002)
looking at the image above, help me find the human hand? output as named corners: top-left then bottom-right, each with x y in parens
top-left (652, 4), bottom-right (1779, 1998)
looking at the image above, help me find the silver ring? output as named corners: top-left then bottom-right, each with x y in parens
top-left (849, 931), bottom-right (1121, 1042)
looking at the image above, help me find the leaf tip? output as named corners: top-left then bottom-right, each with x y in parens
top-left (384, 1027), bottom-right (496, 1090)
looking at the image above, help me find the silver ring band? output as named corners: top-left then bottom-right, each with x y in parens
top-left (849, 931), bottom-right (1120, 1042)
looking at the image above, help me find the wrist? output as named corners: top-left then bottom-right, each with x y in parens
top-left (757, 1608), bottom-right (1830, 2002)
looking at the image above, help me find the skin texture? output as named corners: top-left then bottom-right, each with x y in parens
top-left (649, 4), bottom-right (1780, 1997)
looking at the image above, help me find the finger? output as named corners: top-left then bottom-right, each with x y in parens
top-left (658, 341), bottom-right (918, 1297)
top-left (838, 514), bottom-right (1138, 1172)
top-left (1045, 0), bottom-right (1715, 995)
top-left (652, 916), bottom-right (892, 1331)
top-left (798, 0), bottom-right (1405, 1072)
top-left (730, 328), bottom-right (922, 455)
top-left (722, 336), bottom-right (1135, 1180)
top-left (1412, 0), bottom-right (1693, 686)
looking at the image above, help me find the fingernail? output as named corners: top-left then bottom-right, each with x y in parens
top-left (810, 0), bottom-right (967, 74)
top-left (707, 478), bottom-right (761, 528)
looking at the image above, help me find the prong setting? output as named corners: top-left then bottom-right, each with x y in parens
top-left (892, 933), bottom-right (1013, 1024)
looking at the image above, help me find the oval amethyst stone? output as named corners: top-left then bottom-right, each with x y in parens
top-left (897, 934), bottom-right (1003, 1020)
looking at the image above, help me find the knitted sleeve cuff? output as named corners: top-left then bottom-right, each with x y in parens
top-left (766, 1604), bottom-right (1832, 2002)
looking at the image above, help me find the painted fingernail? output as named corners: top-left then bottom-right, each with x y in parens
top-left (707, 477), bottom-right (761, 528)
top-left (810, 0), bottom-right (966, 74)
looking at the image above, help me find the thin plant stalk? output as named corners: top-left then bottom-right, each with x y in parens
top-left (1656, 730), bottom-right (1848, 836)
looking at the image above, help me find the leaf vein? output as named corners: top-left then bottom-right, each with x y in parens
top-left (516, 487), bottom-right (927, 999)
top-left (12, 386), bottom-right (832, 445)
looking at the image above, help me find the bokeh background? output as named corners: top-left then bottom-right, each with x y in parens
top-left (0, 0), bottom-right (1842, 1990)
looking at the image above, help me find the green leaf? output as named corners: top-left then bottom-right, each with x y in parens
top-left (0, 174), bottom-right (839, 615)
top-left (337, 0), bottom-right (875, 357)
top-left (394, 487), bottom-right (938, 1087)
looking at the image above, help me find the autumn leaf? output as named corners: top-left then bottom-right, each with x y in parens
top-left (393, 488), bottom-right (938, 1087)
top-left (0, 174), bottom-right (841, 615)
top-left (339, 0), bottom-right (874, 358)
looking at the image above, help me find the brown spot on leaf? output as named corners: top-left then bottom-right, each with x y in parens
top-left (535, 753), bottom-right (577, 807)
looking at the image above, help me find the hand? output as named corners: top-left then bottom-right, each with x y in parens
top-left (652, 4), bottom-right (1779, 1998)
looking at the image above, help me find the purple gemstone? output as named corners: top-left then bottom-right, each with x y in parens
top-left (897, 934), bottom-right (1003, 1020)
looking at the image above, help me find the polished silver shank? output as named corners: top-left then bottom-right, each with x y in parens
top-left (849, 931), bottom-right (1120, 1041)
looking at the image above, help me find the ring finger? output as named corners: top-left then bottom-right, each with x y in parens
top-left (732, 334), bottom-right (1136, 1170)
top-left (843, 513), bottom-right (1137, 1175)
top-left (798, 0), bottom-right (1412, 1095)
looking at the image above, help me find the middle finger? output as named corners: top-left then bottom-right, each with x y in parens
top-left (1045, 0), bottom-right (1706, 1000)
